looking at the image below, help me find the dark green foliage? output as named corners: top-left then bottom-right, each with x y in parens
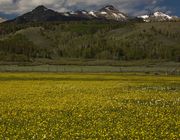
top-left (0, 34), bottom-right (51, 61)
top-left (0, 21), bottom-right (180, 62)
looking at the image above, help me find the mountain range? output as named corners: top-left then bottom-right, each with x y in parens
top-left (0, 5), bottom-right (180, 63)
top-left (138, 12), bottom-right (178, 22)
top-left (2, 5), bottom-right (179, 24)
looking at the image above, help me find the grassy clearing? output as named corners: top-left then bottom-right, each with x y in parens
top-left (0, 73), bottom-right (179, 139)
top-left (0, 63), bottom-right (179, 75)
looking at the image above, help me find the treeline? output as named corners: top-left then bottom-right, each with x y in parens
top-left (44, 22), bottom-right (180, 61)
top-left (0, 21), bottom-right (180, 62)
top-left (0, 20), bottom-right (125, 36)
top-left (0, 34), bottom-right (51, 61)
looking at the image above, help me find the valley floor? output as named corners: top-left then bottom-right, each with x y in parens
top-left (0, 73), bottom-right (179, 139)
top-left (0, 64), bottom-right (179, 75)
top-left (0, 60), bottom-right (179, 75)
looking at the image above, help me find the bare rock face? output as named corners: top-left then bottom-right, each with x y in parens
top-left (92, 5), bottom-right (128, 21)
top-left (9, 5), bottom-right (70, 23)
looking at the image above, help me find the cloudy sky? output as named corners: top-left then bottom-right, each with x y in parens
top-left (0, 0), bottom-right (179, 19)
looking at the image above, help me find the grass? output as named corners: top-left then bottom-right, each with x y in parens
top-left (0, 63), bottom-right (179, 75)
top-left (0, 73), bottom-right (179, 139)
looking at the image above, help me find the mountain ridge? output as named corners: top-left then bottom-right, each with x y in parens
top-left (2, 5), bottom-right (136, 23)
top-left (6, 5), bottom-right (90, 24)
top-left (138, 11), bottom-right (178, 22)
top-left (3, 5), bottom-right (179, 24)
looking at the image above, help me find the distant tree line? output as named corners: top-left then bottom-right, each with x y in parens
top-left (0, 21), bottom-right (179, 62)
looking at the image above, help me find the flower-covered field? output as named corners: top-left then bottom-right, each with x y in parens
top-left (0, 73), bottom-right (179, 139)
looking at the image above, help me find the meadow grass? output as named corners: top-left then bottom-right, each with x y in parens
top-left (0, 73), bottom-right (179, 139)
top-left (0, 64), bottom-right (179, 75)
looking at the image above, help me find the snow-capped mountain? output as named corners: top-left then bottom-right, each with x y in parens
top-left (138, 11), bottom-right (177, 22)
top-left (4, 5), bottom-right (179, 24)
top-left (87, 5), bottom-right (128, 21)
top-left (63, 5), bottom-right (128, 21)
top-left (5, 5), bottom-right (129, 24)
top-left (98, 5), bottom-right (128, 21)
top-left (68, 10), bottom-right (94, 19)
top-left (89, 11), bottom-right (97, 17)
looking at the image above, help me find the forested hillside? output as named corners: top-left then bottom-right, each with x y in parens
top-left (0, 21), bottom-right (180, 62)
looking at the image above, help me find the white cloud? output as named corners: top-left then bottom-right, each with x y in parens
top-left (0, 0), bottom-right (164, 16)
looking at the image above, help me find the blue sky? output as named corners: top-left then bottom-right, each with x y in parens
top-left (160, 0), bottom-right (180, 15)
top-left (0, 0), bottom-right (179, 19)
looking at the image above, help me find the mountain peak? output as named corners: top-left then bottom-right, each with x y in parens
top-left (33, 5), bottom-right (48, 12)
top-left (105, 5), bottom-right (115, 9)
top-left (138, 11), bottom-right (176, 22)
top-left (98, 5), bottom-right (127, 21)
top-left (153, 11), bottom-right (172, 19)
top-left (100, 5), bottom-right (118, 12)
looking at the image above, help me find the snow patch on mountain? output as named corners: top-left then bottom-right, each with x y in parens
top-left (98, 5), bottom-right (128, 21)
top-left (70, 11), bottom-right (77, 15)
top-left (118, 13), bottom-right (126, 19)
top-left (138, 15), bottom-right (150, 22)
top-left (0, 17), bottom-right (5, 23)
top-left (89, 11), bottom-right (97, 17)
top-left (82, 11), bottom-right (88, 14)
top-left (63, 13), bottom-right (70, 16)
top-left (138, 15), bottom-right (149, 19)
top-left (101, 11), bottom-right (107, 15)
top-left (138, 12), bottom-right (176, 22)
top-left (154, 12), bottom-right (172, 20)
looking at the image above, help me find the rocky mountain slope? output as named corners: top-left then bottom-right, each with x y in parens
top-left (3, 5), bottom-right (179, 24)
top-left (5, 5), bottom-right (129, 23)
top-left (6, 5), bottom-right (90, 24)
top-left (138, 11), bottom-right (178, 22)
top-left (89, 5), bottom-right (128, 21)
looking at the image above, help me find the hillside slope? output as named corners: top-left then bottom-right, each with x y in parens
top-left (0, 21), bottom-right (180, 62)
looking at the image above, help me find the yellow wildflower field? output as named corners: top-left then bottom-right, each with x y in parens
top-left (0, 73), bottom-right (179, 139)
